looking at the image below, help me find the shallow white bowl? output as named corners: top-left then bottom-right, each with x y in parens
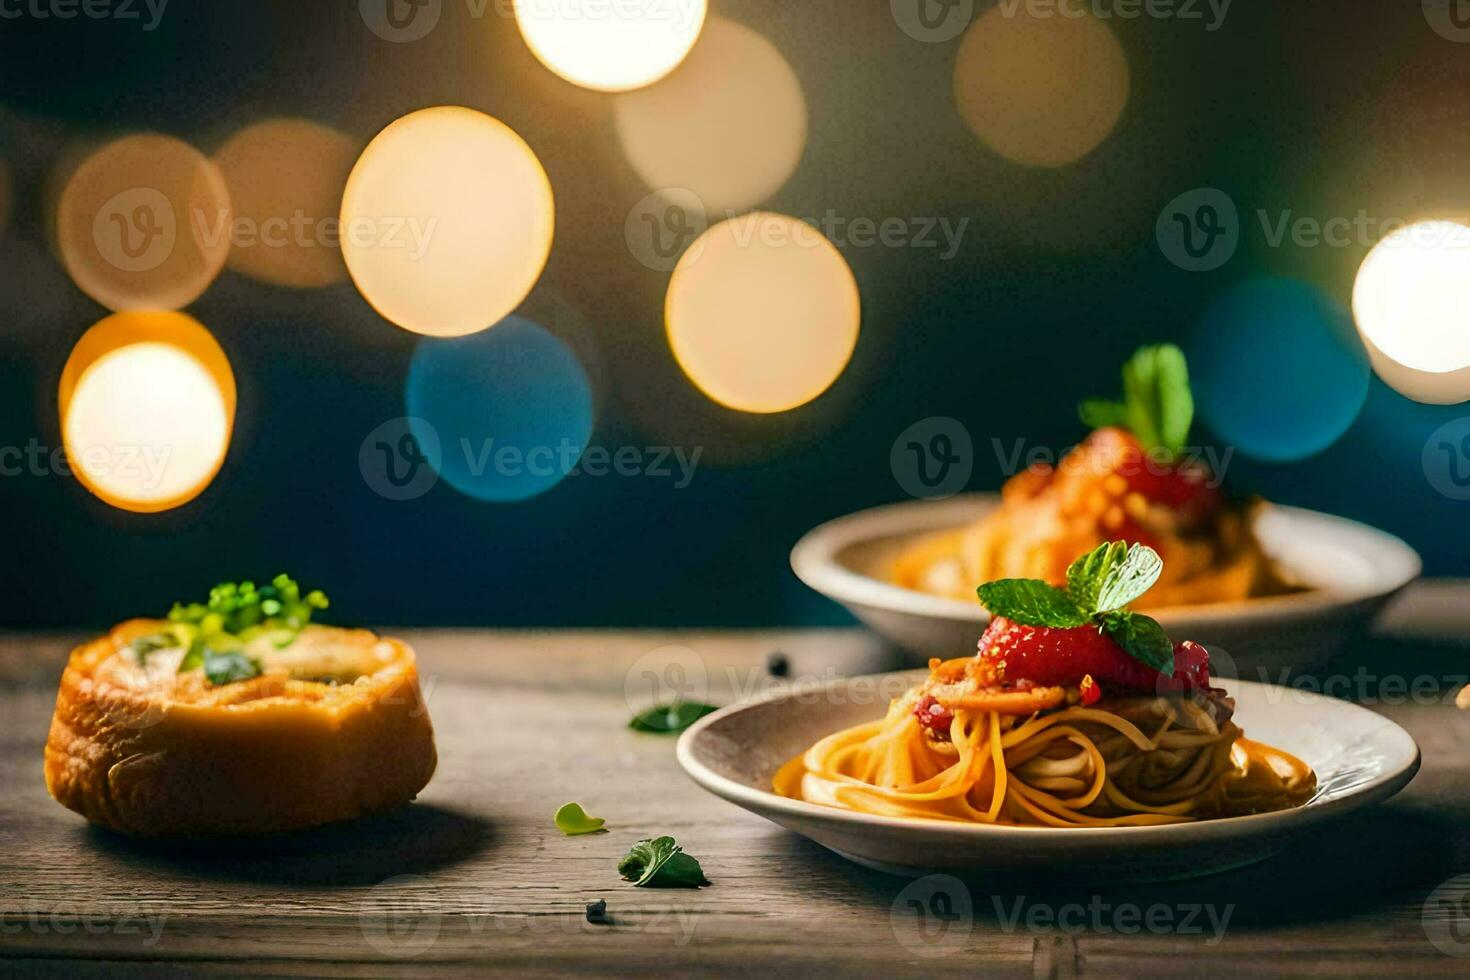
top-left (791, 495), bottom-right (1421, 672)
top-left (677, 671), bottom-right (1420, 882)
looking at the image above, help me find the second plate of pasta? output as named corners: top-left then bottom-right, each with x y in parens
top-left (791, 494), bottom-right (1420, 672)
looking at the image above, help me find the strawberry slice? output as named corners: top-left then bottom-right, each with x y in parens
top-left (976, 617), bottom-right (1211, 696)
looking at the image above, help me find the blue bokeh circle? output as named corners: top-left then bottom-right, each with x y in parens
top-left (406, 316), bottom-right (594, 502)
top-left (1189, 278), bottom-right (1369, 463)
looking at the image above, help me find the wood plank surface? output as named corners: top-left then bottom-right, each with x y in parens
top-left (1, 605), bottom-right (1468, 977)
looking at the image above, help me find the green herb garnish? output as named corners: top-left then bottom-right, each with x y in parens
top-left (978, 541), bottom-right (1174, 674)
top-left (127, 631), bottom-right (181, 664)
top-left (1079, 343), bottom-right (1194, 459)
top-left (628, 702), bottom-right (720, 734)
top-left (160, 574), bottom-right (328, 686)
top-left (632, 705), bottom-right (723, 734)
top-left (974, 579), bottom-right (1093, 629)
top-left (202, 649), bottom-right (262, 686)
top-left (168, 574), bottom-right (328, 635)
top-left (554, 802), bottom-right (606, 836)
top-left (617, 836), bottom-right (711, 888)
top-left (1096, 608), bottom-right (1173, 674)
top-left (178, 637), bottom-right (207, 674)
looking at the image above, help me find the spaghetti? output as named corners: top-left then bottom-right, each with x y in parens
top-left (781, 541), bottom-right (1316, 827)
top-left (775, 667), bottom-right (1315, 826)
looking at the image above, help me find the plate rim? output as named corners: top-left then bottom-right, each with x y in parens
top-left (676, 672), bottom-right (1422, 845)
top-left (789, 494), bottom-right (1422, 627)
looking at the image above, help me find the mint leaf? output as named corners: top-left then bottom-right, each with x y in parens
top-left (982, 542), bottom-right (1176, 676)
top-left (202, 650), bottom-right (261, 687)
top-left (1078, 398), bottom-right (1128, 430)
top-left (656, 852), bottom-right (711, 888)
top-left (1080, 344), bottom-right (1194, 458)
top-left (554, 802), bottom-right (606, 836)
top-left (629, 702), bottom-right (720, 734)
top-left (1065, 542), bottom-right (1130, 613)
top-left (1094, 544), bottom-right (1164, 614)
top-left (977, 579), bottom-right (1091, 628)
top-left (1101, 611), bottom-right (1174, 674)
top-left (1122, 344), bottom-right (1193, 458)
top-left (618, 837), bottom-right (673, 885)
top-left (1122, 350), bottom-right (1162, 451)
top-left (618, 836), bottom-right (710, 888)
top-left (1151, 345), bottom-right (1194, 456)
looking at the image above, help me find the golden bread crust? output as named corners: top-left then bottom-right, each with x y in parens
top-left (44, 620), bottom-right (437, 837)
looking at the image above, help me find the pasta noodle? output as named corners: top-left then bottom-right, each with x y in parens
top-left (776, 660), bottom-right (1315, 827)
top-left (890, 427), bottom-right (1297, 609)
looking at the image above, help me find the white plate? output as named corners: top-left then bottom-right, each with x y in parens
top-left (677, 671), bottom-right (1420, 882)
top-left (791, 495), bottom-right (1421, 672)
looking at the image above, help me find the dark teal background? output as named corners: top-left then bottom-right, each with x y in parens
top-left (2, 1), bottom-right (1468, 628)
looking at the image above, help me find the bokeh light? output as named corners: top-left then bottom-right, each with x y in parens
top-left (59, 311), bottom-right (236, 513)
top-left (57, 134), bottom-right (232, 311)
top-left (666, 212), bottom-right (860, 414)
top-left (514, 0), bottom-right (707, 92)
top-left (340, 106), bottom-right (554, 338)
top-left (406, 316), bottom-right (594, 502)
top-left (517, 286), bottom-right (609, 412)
top-left (213, 118), bottom-right (360, 289)
top-left (614, 17), bottom-right (807, 215)
top-left (953, 5), bottom-right (1129, 167)
top-left (1352, 219), bottom-right (1470, 405)
top-left (1189, 278), bottom-right (1370, 463)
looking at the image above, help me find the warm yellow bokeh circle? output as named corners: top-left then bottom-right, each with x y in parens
top-left (339, 106), bottom-right (555, 338)
top-left (514, 0), bottom-right (708, 93)
top-left (214, 118), bottom-right (360, 289)
top-left (666, 212), bottom-right (860, 414)
top-left (614, 16), bottom-right (808, 216)
top-left (953, 5), bottom-right (1129, 168)
top-left (1352, 219), bottom-right (1470, 404)
top-left (59, 312), bottom-right (236, 513)
top-left (57, 134), bottom-right (233, 311)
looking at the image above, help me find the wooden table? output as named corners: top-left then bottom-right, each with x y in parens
top-left (2, 589), bottom-right (1468, 977)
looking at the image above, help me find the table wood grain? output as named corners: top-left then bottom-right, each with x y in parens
top-left (2, 598), bottom-right (1468, 977)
